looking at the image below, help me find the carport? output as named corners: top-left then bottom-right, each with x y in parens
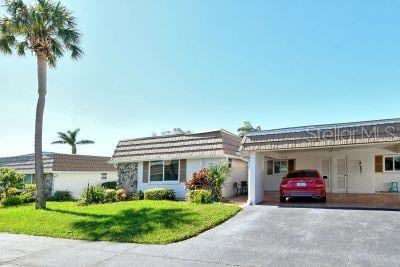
top-left (240, 119), bottom-right (400, 206)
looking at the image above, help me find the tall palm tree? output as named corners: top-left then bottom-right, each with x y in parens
top-left (52, 129), bottom-right (94, 154)
top-left (0, 0), bottom-right (83, 209)
top-left (238, 121), bottom-right (262, 138)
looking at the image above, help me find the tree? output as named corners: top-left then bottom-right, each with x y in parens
top-left (0, 0), bottom-right (83, 209)
top-left (153, 128), bottom-right (191, 136)
top-left (237, 121), bottom-right (262, 138)
top-left (0, 167), bottom-right (24, 197)
top-left (52, 129), bottom-right (94, 154)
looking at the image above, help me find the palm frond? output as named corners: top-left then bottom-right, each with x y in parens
top-left (76, 139), bottom-right (95, 145)
top-left (68, 43), bottom-right (83, 60)
top-left (51, 140), bottom-right (67, 144)
top-left (17, 40), bottom-right (28, 55)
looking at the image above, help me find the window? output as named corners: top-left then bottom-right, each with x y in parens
top-left (150, 161), bottom-right (164, 181)
top-left (101, 173), bottom-right (107, 179)
top-left (164, 160), bottom-right (179, 181)
top-left (24, 175), bottom-right (32, 184)
top-left (228, 158), bottom-right (232, 168)
top-left (149, 160), bottom-right (179, 182)
top-left (384, 156), bottom-right (400, 171)
top-left (273, 160), bottom-right (288, 174)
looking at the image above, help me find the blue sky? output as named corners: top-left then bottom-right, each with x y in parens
top-left (1, 0), bottom-right (400, 156)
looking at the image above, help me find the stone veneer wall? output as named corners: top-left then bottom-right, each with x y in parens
top-left (116, 162), bottom-right (138, 193)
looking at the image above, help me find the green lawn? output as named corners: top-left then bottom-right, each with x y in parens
top-left (0, 200), bottom-right (241, 244)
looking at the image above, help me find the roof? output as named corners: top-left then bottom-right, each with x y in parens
top-left (0, 153), bottom-right (116, 174)
top-left (111, 130), bottom-right (241, 163)
top-left (240, 118), bottom-right (400, 152)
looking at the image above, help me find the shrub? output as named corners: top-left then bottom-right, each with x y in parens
top-left (207, 164), bottom-right (230, 202)
top-left (116, 188), bottom-right (129, 201)
top-left (80, 185), bottom-right (107, 205)
top-left (185, 168), bottom-right (209, 190)
top-left (131, 191), bottom-right (144, 201)
top-left (104, 189), bottom-right (117, 202)
top-left (102, 181), bottom-right (117, 189)
top-left (6, 187), bottom-right (21, 196)
top-left (186, 189), bottom-right (212, 204)
top-left (20, 192), bottom-right (35, 203)
top-left (52, 190), bottom-right (74, 201)
top-left (24, 183), bottom-right (36, 193)
top-left (0, 168), bottom-right (24, 197)
top-left (1, 195), bottom-right (22, 207)
top-left (144, 188), bottom-right (176, 201)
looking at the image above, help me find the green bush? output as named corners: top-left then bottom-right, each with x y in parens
top-left (52, 190), bottom-right (73, 201)
top-left (1, 195), bottom-right (22, 207)
top-left (6, 187), bottom-right (21, 196)
top-left (101, 181), bottom-right (117, 189)
top-left (24, 183), bottom-right (36, 193)
top-left (20, 192), bottom-right (35, 203)
top-left (104, 189), bottom-right (117, 202)
top-left (132, 191), bottom-right (144, 201)
top-left (0, 167), bottom-right (24, 197)
top-left (116, 188), bottom-right (129, 201)
top-left (186, 189), bottom-right (212, 204)
top-left (144, 188), bottom-right (176, 201)
top-left (80, 185), bottom-right (107, 204)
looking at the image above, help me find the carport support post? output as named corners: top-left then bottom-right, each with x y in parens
top-left (247, 152), bottom-right (264, 205)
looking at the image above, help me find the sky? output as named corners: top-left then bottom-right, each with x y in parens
top-left (1, 0), bottom-right (400, 157)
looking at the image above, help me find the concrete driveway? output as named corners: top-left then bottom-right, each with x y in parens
top-left (1, 206), bottom-right (400, 266)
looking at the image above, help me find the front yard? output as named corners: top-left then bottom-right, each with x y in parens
top-left (0, 200), bottom-right (240, 244)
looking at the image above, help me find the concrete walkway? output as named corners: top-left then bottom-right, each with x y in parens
top-left (1, 206), bottom-right (400, 266)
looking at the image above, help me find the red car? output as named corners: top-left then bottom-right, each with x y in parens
top-left (279, 170), bottom-right (327, 203)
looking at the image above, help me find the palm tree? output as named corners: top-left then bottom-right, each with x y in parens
top-left (237, 121), bottom-right (262, 138)
top-left (52, 129), bottom-right (94, 154)
top-left (0, 0), bottom-right (83, 209)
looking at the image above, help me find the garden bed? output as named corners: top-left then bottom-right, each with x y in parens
top-left (0, 200), bottom-right (240, 244)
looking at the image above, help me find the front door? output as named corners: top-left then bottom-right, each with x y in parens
top-left (320, 157), bottom-right (331, 192)
top-left (334, 156), bottom-right (347, 192)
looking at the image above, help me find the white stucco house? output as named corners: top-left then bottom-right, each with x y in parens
top-left (110, 130), bottom-right (248, 199)
top-left (0, 152), bottom-right (118, 198)
top-left (240, 118), bottom-right (400, 205)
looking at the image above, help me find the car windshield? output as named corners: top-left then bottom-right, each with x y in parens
top-left (286, 171), bottom-right (319, 178)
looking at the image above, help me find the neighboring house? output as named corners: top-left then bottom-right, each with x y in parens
top-left (240, 118), bottom-right (400, 204)
top-left (110, 130), bottom-right (248, 199)
top-left (0, 152), bottom-right (118, 198)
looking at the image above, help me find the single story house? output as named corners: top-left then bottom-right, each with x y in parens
top-left (0, 152), bottom-right (118, 198)
top-left (240, 118), bottom-right (400, 204)
top-left (110, 130), bottom-right (248, 199)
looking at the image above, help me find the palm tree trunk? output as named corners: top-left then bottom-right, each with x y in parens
top-left (35, 54), bottom-right (47, 209)
top-left (72, 145), bottom-right (77, 154)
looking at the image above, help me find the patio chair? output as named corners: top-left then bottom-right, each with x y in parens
top-left (233, 182), bottom-right (242, 197)
top-left (241, 181), bottom-right (248, 194)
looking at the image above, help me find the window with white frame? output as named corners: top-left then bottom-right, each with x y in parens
top-left (101, 173), bottom-right (107, 179)
top-left (274, 160), bottom-right (288, 174)
top-left (149, 160), bottom-right (179, 182)
top-left (384, 155), bottom-right (400, 171)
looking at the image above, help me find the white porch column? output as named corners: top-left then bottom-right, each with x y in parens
top-left (248, 152), bottom-right (264, 205)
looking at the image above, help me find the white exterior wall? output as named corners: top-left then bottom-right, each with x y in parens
top-left (136, 157), bottom-right (248, 199)
top-left (223, 158), bottom-right (248, 197)
top-left (248, 152), bottom-right (265, 204)
top-left (53, 171), bottom-right (118, 198)
top-left (263, 146), bottom-right (400, 193)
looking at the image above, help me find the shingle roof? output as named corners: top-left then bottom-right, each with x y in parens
top-left (0, 153), bottom-right (116, 174)
top-left (240, 118), bottom-right (400, 152)
top-left (111, 130), bottom-right (241, 163)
